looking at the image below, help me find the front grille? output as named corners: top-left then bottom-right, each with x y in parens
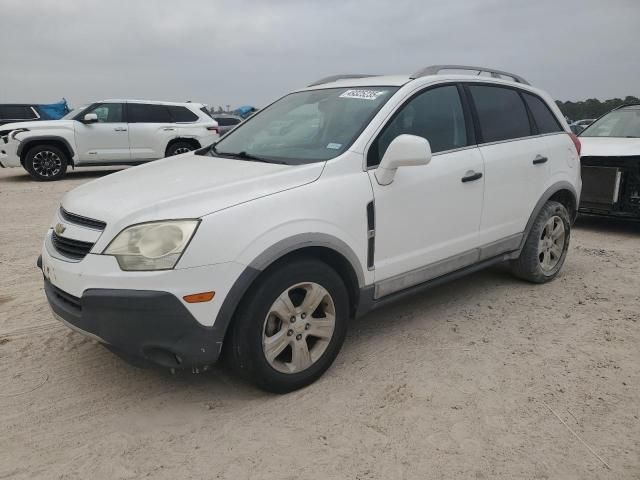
top-left (50, 282), bottom-right (81, 312)
top-left (51, 231), bottom-right (94, 260)
top-left (59, 207), bottom-right (106, 230)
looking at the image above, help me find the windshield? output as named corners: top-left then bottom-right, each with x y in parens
top-left (580, 109), bottom-right (640, 138)
top-left (203, 87), bottom-right (399, 165)
top-left (61, 105), bottom-right (88, 120)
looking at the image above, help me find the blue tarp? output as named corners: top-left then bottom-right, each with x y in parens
top-left (37, 99), bottom-right (70, 120)
top-left (234, 105), bottom-right (257, 118)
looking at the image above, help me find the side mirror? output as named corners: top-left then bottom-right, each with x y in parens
top-left (83, 113), bottom-right (98, 124)
top-left (374, 134), bottom-right (432, 186)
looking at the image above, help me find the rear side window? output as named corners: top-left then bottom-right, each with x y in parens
top-left (215, 117), bottom-right (241, 126)
top-left (0, 105), bottom-right (36, 120)
top-left (128, 104), bottom-right (172, 123)
top-left (469, 85), bottom-right (531, 143)
top-left (522, 93), bottom-right (563, 134)
top-left (368, 85), bottom-right (468, 166)
top-left (167, 106), bottom-right (198, 122)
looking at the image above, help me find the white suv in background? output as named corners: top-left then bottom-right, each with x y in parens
top-left (40, 65), bottom-right (581, 393)
top-left (0, 100), bottom-right (219, 180)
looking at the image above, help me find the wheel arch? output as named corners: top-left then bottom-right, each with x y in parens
top-left (165, 137), bottom-right (201, 156)
top-left (18, 136), bottom-right (75, 166)
top-left (216, 236), bottom-right (366, 347)
top-left (520, 181), bottom-right (578, 251)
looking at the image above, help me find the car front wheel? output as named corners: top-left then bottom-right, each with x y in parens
top-left (226, 258), bottom-right (349, 393)
top-left (24, 145), bottom-right (68, 181)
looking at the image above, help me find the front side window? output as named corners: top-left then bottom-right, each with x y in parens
top-left (81, 103), bottom-right (124, 123)
top-left (580, 109), bottom-right (640, 138)
top-left (128, 103), bottom-right (172, 123)
top-left (205, 87), bottom-right (399, 165)
top-left (368, 85), bottom-right (468, 166)
top-left (469, 85), bottom-right (531, 143)
top-left (522, 93), bottom-right (563, 134)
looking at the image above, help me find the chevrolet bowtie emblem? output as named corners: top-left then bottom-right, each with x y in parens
top-left (54, 223), bottom-right (66, 235)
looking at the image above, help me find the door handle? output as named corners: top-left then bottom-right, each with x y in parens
top-left (533, 155), bottom-right (548, 165)
top-left (461, 170), bottom-right (483, 183)
top-left (114, 127), bottom-right (127, 132)
top-left (163, 127), bottom-right (176, 131)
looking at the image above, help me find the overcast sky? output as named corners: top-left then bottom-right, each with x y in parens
top-left (1, 0), bottom-right (638, 109)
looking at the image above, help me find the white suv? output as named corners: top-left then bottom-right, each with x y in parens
top-left (0, 100), bottom-right (218, 180)
top-left (39, 65), bottom-right (581, 393)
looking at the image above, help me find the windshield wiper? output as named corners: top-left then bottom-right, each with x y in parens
top-left (215, 150), bottom-right (287, 164)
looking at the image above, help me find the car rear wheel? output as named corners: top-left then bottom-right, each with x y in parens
top-left (24, 145), bottom-right (68, 181)
top-left (225, 258), bottom-right (349, 393)
top-left (166, 141), bottom-right (195, 157)
top-left (511, 200), bottom-right (571, 283)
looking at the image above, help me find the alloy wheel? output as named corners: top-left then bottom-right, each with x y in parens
top-left (32, 151), bottom-right (62, 177)
top-left (538, 215), bottom-right (565, 271)
top-left (262, 282), bottom-right (336, 374)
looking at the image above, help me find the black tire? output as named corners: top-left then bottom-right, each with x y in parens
top-left (24, 144), bottom-right (68, 181)
top-left (225, 258), bottom-right (349, 393)
top-left (166, 141), bottom-right (195, 157)
top-left (511, 200), bottom-right (571, 283)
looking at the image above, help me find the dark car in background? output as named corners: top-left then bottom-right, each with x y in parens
top-left (0, 100), bottom-right (70, 126)
top-left (579, 104), bottom-right (640, 219)
top-left (211, 114), bottom-right (243, 135)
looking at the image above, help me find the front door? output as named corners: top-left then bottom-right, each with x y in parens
top-left (367, 85), bottom-right (485, 297)
top-left (74, 103), bottom-right (130, 163)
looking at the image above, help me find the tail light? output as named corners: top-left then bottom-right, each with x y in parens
top-left (207, 126), bottom-right (219, 134)
top-left (569, 133), bottom-right (581, 155)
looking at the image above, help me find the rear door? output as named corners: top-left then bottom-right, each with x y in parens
top-left (73, 102), bottom-right (130, 163)
top-left (467, 84), bottom-right (550, 245)
top-left (127, 103), bottom-right (177, 160)
top-left (368, 84), bottom-right (485, 293)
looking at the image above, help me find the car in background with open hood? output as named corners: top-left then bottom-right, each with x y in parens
top-left (579, 104), bottom-right (640, 219)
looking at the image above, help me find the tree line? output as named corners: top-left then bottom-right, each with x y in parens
top-left (556, 96), bottom-right (639, 122)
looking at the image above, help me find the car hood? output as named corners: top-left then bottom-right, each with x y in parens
top-left (0, 119), bottom-right (74, 132)
top-left (61, 153), bottom-right (324, 227)
top-left (580, 137), bottom-right (640, 157)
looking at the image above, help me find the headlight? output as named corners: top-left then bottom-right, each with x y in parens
top-left (103, 220), bottom-right (199, 271)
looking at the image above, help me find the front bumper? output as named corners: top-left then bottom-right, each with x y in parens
top-left (44, 278), bottom-right (225, 368)
top-left (40, 233), bottom-right (247, 368)
top-left (0, 135), bottom-right (22, 167)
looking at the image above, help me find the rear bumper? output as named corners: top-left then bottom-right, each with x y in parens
top-left (44, 278), bottom-right (226, 368)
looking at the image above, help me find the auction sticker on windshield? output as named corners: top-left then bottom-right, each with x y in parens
top-left (339, 89), bottom-right (387, 100)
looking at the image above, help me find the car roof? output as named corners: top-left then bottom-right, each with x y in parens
top-left (100, 99), bottom-right (205, 107)
top-left (301, 73), bottom-right (544, 95)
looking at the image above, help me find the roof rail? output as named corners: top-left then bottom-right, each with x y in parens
top-left (308, 74), bottom-right (378, 87)
top-left (613, 102), bottom-right (640, 110)
top-left (411, 65), bottom-right (530, 85)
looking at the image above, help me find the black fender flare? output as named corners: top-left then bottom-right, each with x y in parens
top-left (17, 136), bottom-right (76, 162)
top-left (212, 233), bottom-right (366, 345)
top-left (519, 181), bottom-right (578, 251)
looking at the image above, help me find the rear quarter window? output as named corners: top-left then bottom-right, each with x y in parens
top-left (168, 106), bottom-right (199, 122)
top-left (468, 85), bottom-right (532, 143)
top-left (522, 93), bottom-right (563, 134)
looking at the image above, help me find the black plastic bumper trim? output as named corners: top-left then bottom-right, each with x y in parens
top-left (44, 279), bottom-right (225, 368)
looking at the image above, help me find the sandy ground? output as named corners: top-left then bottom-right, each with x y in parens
top-left (0, 165), bottom-right (638, 480)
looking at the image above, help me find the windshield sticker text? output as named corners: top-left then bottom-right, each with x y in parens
top-left (339, 89), bottom-right (387, 101)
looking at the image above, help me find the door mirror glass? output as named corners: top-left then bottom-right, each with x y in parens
top-left (375, 134), bottom-right (431, 186)
top-left (83, 113), bottom-right (98, 124)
